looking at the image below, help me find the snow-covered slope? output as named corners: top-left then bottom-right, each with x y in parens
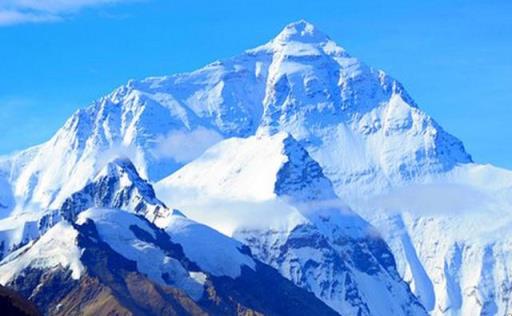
top-left (0, 169), bottom-right (14, 215)
top-left (165, 210), bottom-right (256, 279)
top-left (350, 163), bottom-right (512, 315)
top-left (77, 208), bottom-right (206, 300)
top-left (156, 132), bottom-right (426, 316)
top-left (0, 220), bottom-right (84, 284)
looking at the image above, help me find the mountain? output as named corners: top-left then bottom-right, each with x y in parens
top-left (0, 158), bottom-right (169, 260)
top-left (0, 208), bottom-right (337, 315)
top-left (0, 160), bottom-right (339, 316)
top-left (0, 21), bottom-right (470, 214)
top-left (155, 132), bottom-right (426, 315)
top-left (0, 19), bottom-right (511, 315)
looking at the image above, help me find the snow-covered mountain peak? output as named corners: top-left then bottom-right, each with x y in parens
top-left (273, 20), bottom-right (330, 44)
top-left (157, 132), bottom-right (335, 204)
top-left (276, 133), bottom-right (338, 202)
top-left (0, 157), bottom-right (169, 262)
top-left (93, 157), bottom-right (156, 197)
top-left (59, 157), bottom-right (169, 224)
top-left (95, 158), bottom-right (138, 179)
top-left (155, 132), bottom-right (340, 236)
top-left (155, 133), bottom-right (427, 316)
top-left (1, 20), bottom-right (473, 214)
top-left (249, 20), bottom-right (346, 60)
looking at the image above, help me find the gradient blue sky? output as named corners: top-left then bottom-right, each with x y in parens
top-left (0, 0), bottom-right (511, 168)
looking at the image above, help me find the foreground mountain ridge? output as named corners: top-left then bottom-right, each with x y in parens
top-left (0, 157), bottom-right (340, 315)
top-left (0, 20), bottom-right (511, 315)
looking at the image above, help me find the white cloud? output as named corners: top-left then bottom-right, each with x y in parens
top-left (0, 10), bottom-right (59, 26)
top-left (154, 128), bottom-right (224, 163)
top-left (96, 143), bottom-right (140, 169)
top-left (0, 0), bottom-right (137, 26)
top-left (360, 182), bottom-right (494, 216)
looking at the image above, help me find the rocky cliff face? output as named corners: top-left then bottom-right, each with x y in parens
top-left (0, 285), bottom-right (40, 316)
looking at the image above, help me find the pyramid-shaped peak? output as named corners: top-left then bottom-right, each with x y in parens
top-left (274, 20), bottom-right (329, 44)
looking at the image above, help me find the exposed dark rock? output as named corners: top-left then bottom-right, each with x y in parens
top-left (0, 285), bottom-right (41, 316)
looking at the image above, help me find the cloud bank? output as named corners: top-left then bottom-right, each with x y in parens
top-left (0, 0), bottom-right (137, 26)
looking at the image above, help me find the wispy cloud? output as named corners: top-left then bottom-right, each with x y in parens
top-left (154, 128), bottom-right (224, 164)
top-left (0, 10), bottom-right (59, 26)
top-left (0, 0), bottom-right (138, 26)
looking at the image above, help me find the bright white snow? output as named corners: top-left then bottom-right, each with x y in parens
top-left (77, 208), bottom-right (205, 300)
top-left (0, 221), bottom-right (84, 283)
top-left (165, 211), bottom-right (256, 278)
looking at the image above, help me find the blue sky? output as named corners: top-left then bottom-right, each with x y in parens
top-left (0, 0), bottom-right (511, 168)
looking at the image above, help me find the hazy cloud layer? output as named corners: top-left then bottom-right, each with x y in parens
top-left (360, 182), bottom-right (495, 216)
top-left (154, 128), bottom-right (223, 164)
top-left (0, 0), bottom-right (137, 26)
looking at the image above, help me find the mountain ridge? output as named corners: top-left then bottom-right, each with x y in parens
top-left (0, 158), bottom-right (341, 316)
top-left (1, 20), bottom-right (471, 214)
top-left (156, 132), bottom-right (427, 315)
